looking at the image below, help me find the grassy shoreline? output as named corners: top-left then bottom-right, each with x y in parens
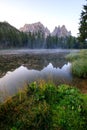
top-left (66, 49), bottom-right (87, 78)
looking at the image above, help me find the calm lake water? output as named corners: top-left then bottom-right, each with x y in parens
top-left (0, 49), bottom-right (86, 101)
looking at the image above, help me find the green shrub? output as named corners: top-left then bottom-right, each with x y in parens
top-left (11, 127), bottom-right (17, 130)
top-left (52, 85), bottom-right (87, 130)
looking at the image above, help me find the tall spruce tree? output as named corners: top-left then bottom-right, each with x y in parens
top-left (78, 0), bottom-right (87, 48)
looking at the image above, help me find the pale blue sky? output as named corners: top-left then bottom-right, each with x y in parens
top-left (0, 0), bottom-right (86, 36)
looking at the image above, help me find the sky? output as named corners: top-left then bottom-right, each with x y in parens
top-left (0, 0), bottom-right (86, 37)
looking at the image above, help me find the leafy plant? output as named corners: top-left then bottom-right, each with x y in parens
top-left (52, 85), bottom-right (86, 130)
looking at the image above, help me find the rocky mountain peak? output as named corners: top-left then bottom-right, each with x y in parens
top-left (51, 25), bottom-right (71, 37)
top-left (19, 22), bottom-right (50, 37)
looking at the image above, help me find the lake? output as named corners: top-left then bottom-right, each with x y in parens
top-left (0, 49), bottom-right (86, 101)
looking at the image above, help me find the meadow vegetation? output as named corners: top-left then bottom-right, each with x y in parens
top-left (0, 81), bottom-right (87, 130)
top-left (66, 49), bottom-right (87, 78)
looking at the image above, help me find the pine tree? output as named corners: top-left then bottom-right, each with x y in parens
top-left (78, 0), bottom-right (87, 48)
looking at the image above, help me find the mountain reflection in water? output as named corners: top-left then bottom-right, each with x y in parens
top-left (0, 62), bottom-right (72, 101)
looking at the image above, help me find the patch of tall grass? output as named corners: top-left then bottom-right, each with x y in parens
top-left (66, 49), bottom-right (87, 78)
top-left (72, 59), bottom-right (87, 78)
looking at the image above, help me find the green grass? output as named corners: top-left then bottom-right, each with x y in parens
top-left (0, 82), bottom-right (87, 130)
top-left (72, 59), bottom-right (87, 77)
top-left (66, 49), bottom-right (87, 78)
top-left (66, 49), bottom-right (87, 61)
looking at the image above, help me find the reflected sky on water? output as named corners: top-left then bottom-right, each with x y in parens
top-left (0, 62), bottom-right (72, 101)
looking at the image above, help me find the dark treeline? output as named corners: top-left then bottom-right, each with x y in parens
top-left (0, 22), bottom-right (27, 48)
top-left (46, 35), bottom-right (79, 49)
top-left (0, 21), bottom-right (83, 49)
top-left (23, 32), bottom-right (79, 49)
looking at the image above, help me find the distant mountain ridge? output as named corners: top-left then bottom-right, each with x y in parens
top-left (19, 22), bottom-right (71, 37)
top-left (0, 21), bottom-right (20, 33)
top-left (0, 21), bottom-right (79, 49)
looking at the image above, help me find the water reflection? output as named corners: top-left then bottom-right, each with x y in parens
top-left (0, 49), bottom-right (78, 77)
top-left (0, 52), bottom-right (69, 77)
top-left (0, 62), bottom-right (72, 101)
